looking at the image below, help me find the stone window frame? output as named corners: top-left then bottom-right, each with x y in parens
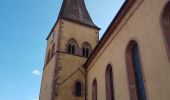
top-left (81, 42), bottom-right (92, 57)
top-left (105, 64), bottom-right (115, 100)
top-left (75, 82), bottom-right (82, 96)
top-left (66, 38), bottom-right (79, 55)
top-left (72, 80), bottom-right (84, 97)
top-left (126, 40), bottom-right (147, 100)
top-left (92, 79), bottom-right (97, 100)
top-left (161, 0), bottom-right (170, 62)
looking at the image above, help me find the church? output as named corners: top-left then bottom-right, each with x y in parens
top-left (39, 0), bottom-right (170, 100)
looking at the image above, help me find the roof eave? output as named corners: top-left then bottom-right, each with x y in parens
top-left (46, 17), bottom-right (100, 40)
top-left (84, 0), bottom-right (137, 69)
top-left (60, 17), bottom-right (101, 30)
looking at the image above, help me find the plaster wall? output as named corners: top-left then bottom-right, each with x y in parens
top-left (87, 0), bottom-right (170, 100)
top-left (40, 57), bottom-right (56, 100)
top-left (59, 19), bottom-right (99, 53)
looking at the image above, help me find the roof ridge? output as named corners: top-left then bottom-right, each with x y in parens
top-left (76, 0), bottom-right (81, 22)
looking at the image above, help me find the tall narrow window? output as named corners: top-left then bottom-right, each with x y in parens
top-left (82, 42), bottom-right (92, 57)
top-left (67, 39), bottom-right (78, 55)
top-left (68, 44), bottom-right (72, 53)
top-left (72, 45), bottom-right (75, 54)
top-left (75, 82), bottom-right (81, 96)
top-left (82, 48), bottom-right (86, 56)
top-left (126, 41), bottom-right (146, 100)
top-left (105, 64), bottom-right (114, 100)
top-left (68, 43), bottom-right (75, 54)
top-left (92, 79), bottom-right (97, 100)
top-left (162, 1), bottom-right (170, 60)
top-left (86, 48), bottom-right (89, 57)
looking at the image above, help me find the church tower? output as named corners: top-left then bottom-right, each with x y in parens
top-left (39, 0), bottom-right (100, 100)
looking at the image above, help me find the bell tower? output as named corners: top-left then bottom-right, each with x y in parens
top-left (39, 0), bottom-right (100, 100)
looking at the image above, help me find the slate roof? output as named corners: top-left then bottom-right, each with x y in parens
top-left (59, 0), bottom-right (98, 28)
top-left (46, 0), bottom-right (100, 40)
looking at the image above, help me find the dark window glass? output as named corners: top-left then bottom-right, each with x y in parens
top-left (82, 48), bottom-right (86, 56)
top-left (75, 82), bottom-right (81, 96)
top-left (86, 48), bottom-right (89, 57)
top-left (132, 45), bottom-right (146, 100)
top-left (68, 44), bottom-right (71, 53)
top-left (82, 43), bottom-right (91, 57)
top-left (72, 45), bottom-right (75, 54)
top-left (126, 41), bottom-right (147, 100)
top-left (106, 65), bottom-right (114, 100)
top-left (109, 68), bottom-right (114, 100)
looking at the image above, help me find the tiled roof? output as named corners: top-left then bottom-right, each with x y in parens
top-left (59, 0), bottom-right (98, 28)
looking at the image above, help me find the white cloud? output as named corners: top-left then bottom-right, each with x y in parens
top-left (32, 69), bottom-right (41, 76)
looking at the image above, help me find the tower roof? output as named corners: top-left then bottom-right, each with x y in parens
top-left (59, 0), bottom-right (98, 28)
top-left (46, 0), bottom-right (100, 40)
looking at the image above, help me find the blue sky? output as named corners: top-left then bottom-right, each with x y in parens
top-left (0, 0), bottom-right (124, 100)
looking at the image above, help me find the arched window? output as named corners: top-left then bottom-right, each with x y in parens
top-left (51, 44), bottom-right (55, 57)
top-left (68, 43), bottom-right (75, 54)
top-left (92, 79), bottom-right (97, 100)
top-left (72, 45), bottom-right (75, 54)
top-left (105, 64), bottom-right (114, 100)
top-left (68, 44), bottom-right (72, 53)
top-left (67, 39), bottom-right (78, 55)
top-left (82, 48), bottom-right (86, 56)
top-left (86, 48), bottom-right (89, 57)
top-left (126, 40), bottom-right (146, 100)
top-left (75, 82), bottom-right (82, 96)
top-left (82, 42), bottom-right (92, 57)
top-left (162, 1), bottom-right (170, 60)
